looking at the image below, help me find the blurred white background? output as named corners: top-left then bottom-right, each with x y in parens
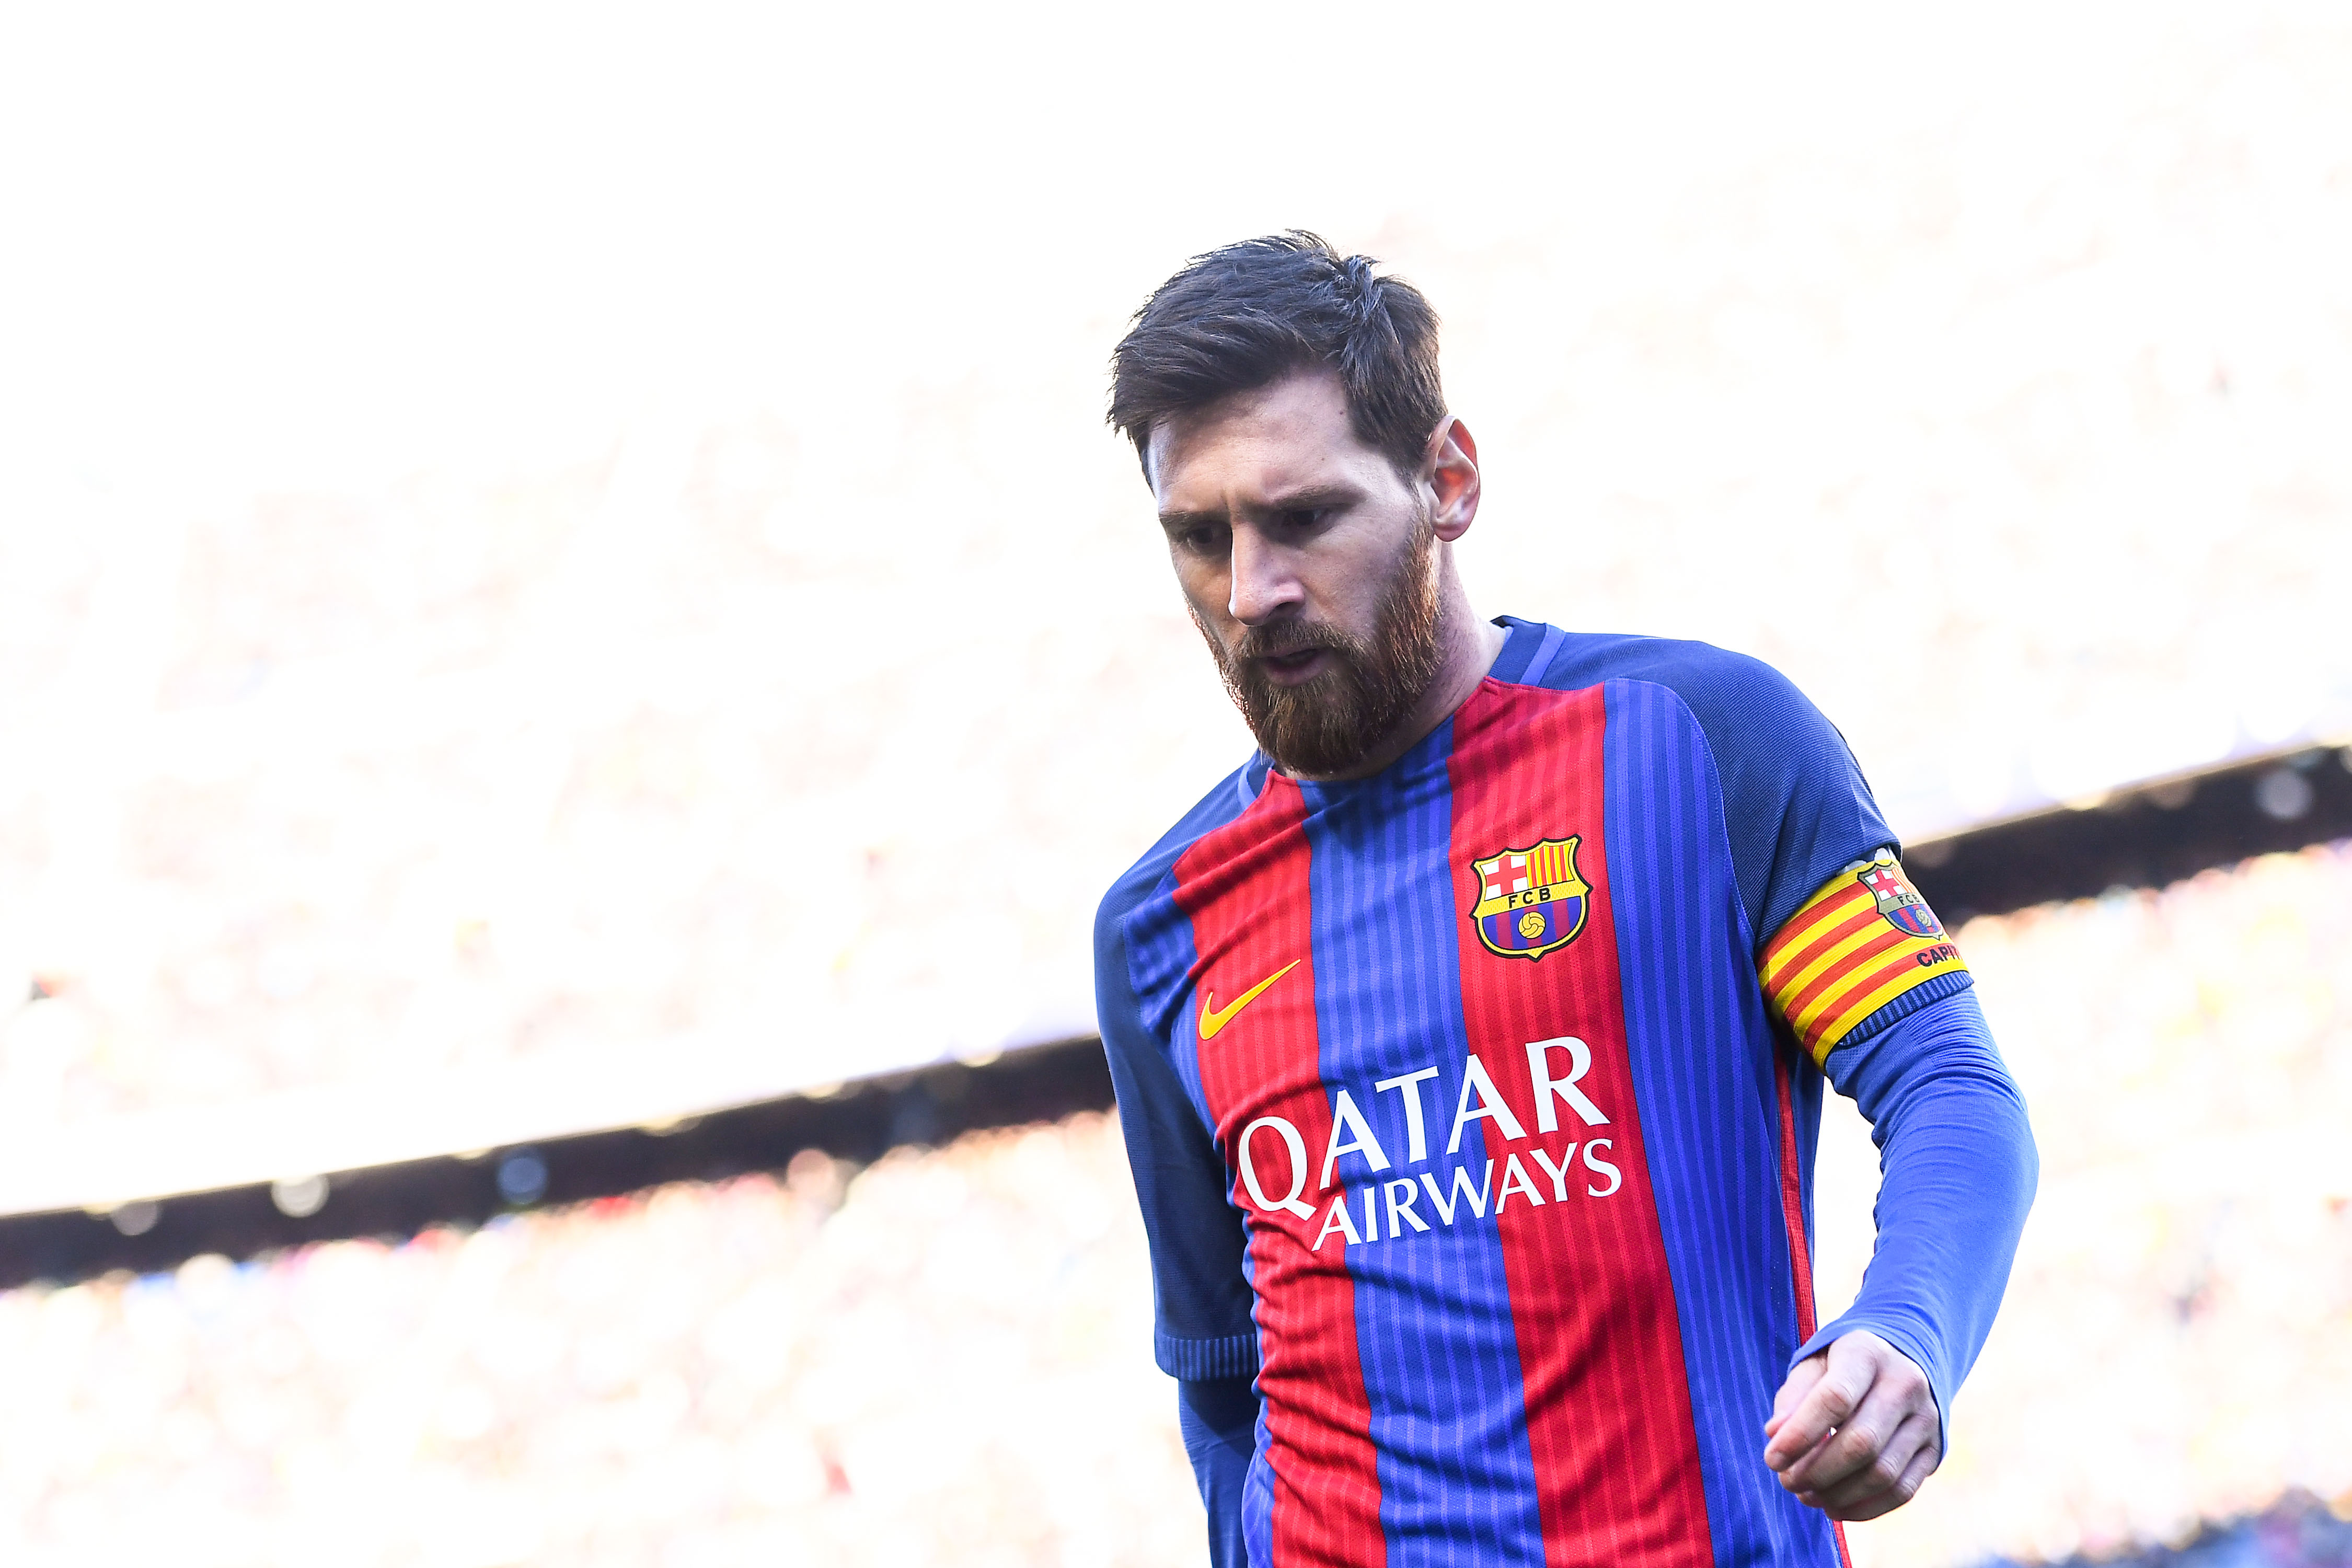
top-left (5, 0), bottom-right (2348, 1195)
top-left (0, 2), bottom-right (2348, 1563)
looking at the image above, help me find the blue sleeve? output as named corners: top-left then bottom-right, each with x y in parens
top-left (1793, 985), bottom-right (2038, 1440)
top-left (1669, 655), bottom-right (1894, 940)
top-left (1521, 627), bottom-right (1895, 939)
top-left (1179, 1376), bottom-right (1259, 1568)
top-left (1096, 775), bottom-right (1269, 1544)
top-left (1511, 625), bottom-right (2036, 1431)
top-left (1094, 886), bottom-right (1261, 1381)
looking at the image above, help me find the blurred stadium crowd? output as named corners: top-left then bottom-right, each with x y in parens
top-left (3, 4), bottom-right (2349, 1170)
top-left (1821, 841), bottom-right (2352, 1566)
top-left (1998, 1498), bottom-right (2352, 1568)
top-left (1, 839), bottom-right (2346, 1566)
top-left (0, 5), bottom-right (2347, 1566)
top-left (0, 1124), bottom-right (1197, 1566)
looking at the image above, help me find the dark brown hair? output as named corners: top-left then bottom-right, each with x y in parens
top-left (1107, 231), bottom-right (1444, 481)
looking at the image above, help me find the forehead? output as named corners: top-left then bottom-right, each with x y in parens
top-left (1148, 367), bottom-right (1386, 506)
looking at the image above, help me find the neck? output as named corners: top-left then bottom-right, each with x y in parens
top-left (1285, 557), bottom-right (1505, 784)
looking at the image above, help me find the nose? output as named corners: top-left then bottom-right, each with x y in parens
top-left (1227, 524), bottom-right (1304, 626)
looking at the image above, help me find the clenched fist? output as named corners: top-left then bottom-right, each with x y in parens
top-left (1763, 1330), bottom-right (1941, 1521)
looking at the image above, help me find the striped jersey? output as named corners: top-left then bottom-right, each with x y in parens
top-left (1095, 618), bottom-right (1986, 1567)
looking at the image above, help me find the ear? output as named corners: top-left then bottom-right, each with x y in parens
top-left (1425, 417), bottom-right (1481, 542)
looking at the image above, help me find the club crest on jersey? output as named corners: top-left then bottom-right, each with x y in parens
top-left (1859, 860), bottom-right (1943, 938)
top-left (1469, 836), bottom-right (1590, 960)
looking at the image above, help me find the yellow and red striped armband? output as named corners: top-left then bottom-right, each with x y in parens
top-left (1759, 852), bottom-right (1966, 1065)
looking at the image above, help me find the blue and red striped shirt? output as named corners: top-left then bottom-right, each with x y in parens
top-left (1097, 619), bottom-right (2035, 1567)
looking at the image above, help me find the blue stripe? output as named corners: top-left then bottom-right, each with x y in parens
top-left (1300, 721), bottom-right (1546, 1568)
top-left (1244, 1408), bottom-right (1276, 1567)
top-left (1486, 617), bottom-right (1546, 683)
top-left (1125, 862), bottom-right (1219, 1132)
top-left (1113, 782), bottom-right (1283, 1555)
top-left (1526, 624), bottom-right (1567, 686)
top-left (1603, 678), bottom-right (1844, 1564)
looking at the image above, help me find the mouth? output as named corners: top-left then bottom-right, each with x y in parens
top-left (1251, 646), bottom-right (1334, 686)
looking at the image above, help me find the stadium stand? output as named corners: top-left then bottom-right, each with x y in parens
top-left (1, 765), bottom-right (2347, 1566)
top-left (1818, 834), bottom-right (2352, 1567)
top-left (1985, 1495), bottom-right (2352, 1568)
top-left (0, 1122), bottom-right (1203, 1566)
top-left (2, 10), bottom-right (2347, 1563)
top-left (6, 4), bottom-right (2352, 1224)
top-left (4, 741), bottom-right (2346, 1283)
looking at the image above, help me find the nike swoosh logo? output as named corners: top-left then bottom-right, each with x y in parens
top-left (1198, 960), bottom-right (1301, 1041)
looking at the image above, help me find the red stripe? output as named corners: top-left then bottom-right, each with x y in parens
top-left (1761, 884), bottom-right (1862, 961)
top-left (1778, 926), bottom-right (1907, 1023)
top-left (1773, 1053), bottom-right (1819, 1345)
top-left (1175, 782), bottom-right (1386, 1568)
top-left (1762, 896), bottom-right (1876, 983)
top-left (1448, 682), bottom-right (1714, 1567)
top-left (1775, 1052), bottom-right (1854, 1568)
top-left (1792, 954), bottom-right (1931, 1041)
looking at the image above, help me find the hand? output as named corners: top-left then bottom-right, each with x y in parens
top-left (1762, 1329), bottom-right (1941, 1521)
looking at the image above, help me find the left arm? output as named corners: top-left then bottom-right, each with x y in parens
top-left (1598, 644), bottom-right (2037, 1520)
top-left (1763, 984), bottom-right (2038, 1518)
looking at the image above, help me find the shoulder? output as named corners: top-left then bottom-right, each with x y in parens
top-left (1507, 624), bottom-right (1845, 773)
top-left (1494, 618), bottom-right (1892, 942)
top-left (1509, 622), bottom-right (1803, 710)
top-left (1094, 759), bottom-right (1261, 1084)
top-left (1094, 758), bottom-right (1262, 950)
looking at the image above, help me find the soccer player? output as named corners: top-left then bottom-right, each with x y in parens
top-left (1093, 234), bottom-right (2037, 1567)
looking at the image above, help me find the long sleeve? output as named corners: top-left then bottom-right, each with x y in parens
top-left (1794, 984), bottom-right (2039, 1438)
top-left (1098, 861), bottom-right (1268, 1544)
top-left (1178, 1375), bottom-right (1259, 1568)
top-left (1096, 906), bottom-right (1261, 1380)
top-left (1513, 623), bottom-right (2038, 1436)
top-left (1094, 768), bottom-right (1272, 1553)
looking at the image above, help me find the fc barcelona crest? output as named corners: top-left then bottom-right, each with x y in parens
top-left (1858, 859), bottom-right (1943, 939)
top-left (1469, 836), bottom-right (1590, 960)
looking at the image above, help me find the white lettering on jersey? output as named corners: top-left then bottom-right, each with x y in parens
top-left (1237, 1116), bottom-right (1316, 1217)
top-left (1494, 1153), bottom-right (1548, 1212)
top-left (1526, 1036), bottom-right (1609, 1130)
top-left (1384, 1178), bottom-right (1431, 1238)
top-left (1320, 1088), bottom-right (1392, 1190)
top-left (1421, 1161), bottom-right (1493, 1225)
top-left (1236, 1036), bottom-right (1628, 1250)
top-left (1446, 1053), bottom-right (1528, 1154)
top-left (1583, 1138), bottom-right (1622, 1197)
top-left (1371, 1067), bottom-right (1441, 1163)
top-left (1528, 1144), bottom-right (1581, 1202)
top-left (1311, 1192), bottom-right (1363, 1251)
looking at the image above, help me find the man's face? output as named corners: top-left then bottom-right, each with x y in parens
top-left (1149, 368), bottom-right (1446, 777)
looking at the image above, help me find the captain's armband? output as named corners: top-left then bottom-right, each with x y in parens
top-left (1759, 850), bottom-right (1967, 1065)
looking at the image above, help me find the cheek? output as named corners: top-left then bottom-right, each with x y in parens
top-left (1317, 562), bottom-right (1389, 631)
top-left (1186, 592), bottom-right (1238, 652)
top-left (1173, 558), bottom-right (1233, 622)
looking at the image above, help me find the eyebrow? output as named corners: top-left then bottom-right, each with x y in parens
top-left (1156, 483), bottom-right (1361, 531)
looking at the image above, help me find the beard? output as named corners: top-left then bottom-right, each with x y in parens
top-left (1192, 520), bottom-right (1448, 778)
